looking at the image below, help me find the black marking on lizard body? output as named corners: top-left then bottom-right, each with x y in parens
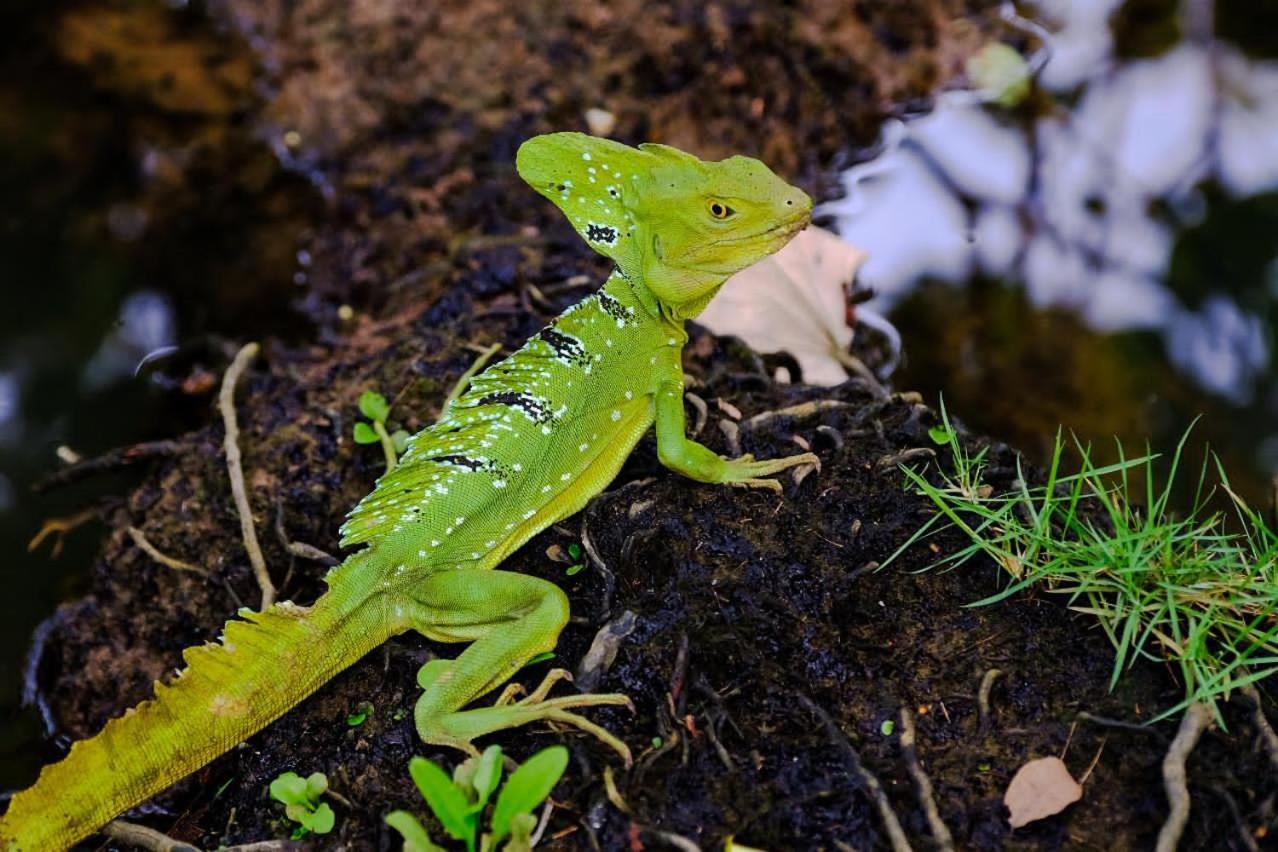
top-left (536, 327), bottom-right (591, 367)
top-left (586, 223), bottom-right (619, 245)
top-left (430, 454), bottom-right (487, 471)
top-left (597, 291), bottom-right (636, 326)
top-left (477, 390), bottom-right (555, 424)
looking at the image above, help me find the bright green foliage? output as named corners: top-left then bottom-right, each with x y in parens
top-left (385, 745), bottom-right (569, 852)
top-left (269, 771), bottom-right (336, 839)
top-left (889, 406), bottom-right (1278, 723)
top-left (879, 719), bottom-right (895, 737)
top-left (354, 389), bottom-right (410, 470)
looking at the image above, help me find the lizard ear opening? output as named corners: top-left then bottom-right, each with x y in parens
top-left (517, 133), bottom-right (651, 264)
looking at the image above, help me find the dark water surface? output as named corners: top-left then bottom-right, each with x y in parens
top-left (1, 0), bottom-right (1275, 794)
top-left (824, 3), bottom-right (1277, 510)
top-left (0, 0), bottom-right (320, 785)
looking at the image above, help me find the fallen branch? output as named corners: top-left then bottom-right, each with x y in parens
top-left (1156, 702), bottom-right (1211, 852)
top-left (898, 707), bottom-right (955, 852)
top-left (800, 695), bottom-right (912, 852)
top-left (219, 342), bottom-right (275, 609)
top-left (127, 526), bottom-right (207, 575)
top-left (33, 439), bottom-right (183, 493)
top-left (103, 820), bottom-right (199, 852)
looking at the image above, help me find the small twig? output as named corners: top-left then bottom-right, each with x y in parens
top-left (127, 526), bottom-right (208, 575)
top-left (33, 439), bottom-right (182, 492)
top-left (1078, 738), bottom-right (1107, 785)
top-left (21, 609), bottom-right (63, 736)
top-left (875, 447), bottom-right (936, 471)
top-left (580, 510), bottom-right (617, 617)
top-left (442, 341), bottom-right (502, 413)
top-left (640, 828), bottom-right (701, 852)
top-left (1209, 783), bottom-right (1261, 852)
top-left (274, 504), bottom-right (339, 566)
top-left (1156, 702), bottom-right (1211, 852)
top-left (219, 342), bottom-right (275, 610)
top-left (832, 349), bottom-right (889, 400)
top-left (800, 695), bottom-right (912, 852)
top-left (978, 669), bottom-right (1003, 731)
top-left (718, 420), bottom-right (741, 457)
top-left (103, 820), bottom-right (200, 852)
top-left (1075, 712), bottom-right (1168, 743)
top-left (27, 508), bottom-right (99, 558)
top-left (530, 799), bottom-right (554, 848)
top-left (602, 765), bottom-right (632, 814)
top-left (898, 708), bottom-right (956, 852)
top-left (684, 392), bottom-right (709, 438)
top-left (1240, 684), bottom-right (1278, 771)
top-left (742, 400), bottom-right (852, 430)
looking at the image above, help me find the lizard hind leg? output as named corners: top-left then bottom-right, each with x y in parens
top-left (406, 569), bottom-right (633, 765)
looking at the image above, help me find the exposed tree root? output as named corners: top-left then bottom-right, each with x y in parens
top-left (126, 526), bottom-right (207, 575)
top-left (801, 694), bottom-right (912, 852)
top-left (898, 707), bottom-right (955, 852)
top-left (1239, 684), bottom-right (1278, 772)
top-left (1156, 702), bottom-right (1211, 852)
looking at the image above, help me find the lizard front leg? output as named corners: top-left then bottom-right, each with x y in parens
top-left (655, 379), bottom-right (818, 492)
top-left (403, 568), bottom-right (632, 764)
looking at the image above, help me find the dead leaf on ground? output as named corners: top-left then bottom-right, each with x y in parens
top-left (697, 227), bottom-right (867, 386)
top-left (1004, 755), bottom-right (1083, 828)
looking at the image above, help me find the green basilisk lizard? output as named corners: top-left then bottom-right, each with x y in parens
top-left (0, 132), bottom-right (815, 850)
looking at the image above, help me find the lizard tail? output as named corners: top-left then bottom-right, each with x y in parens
top-left (0, 562), bottom-right (398, 851)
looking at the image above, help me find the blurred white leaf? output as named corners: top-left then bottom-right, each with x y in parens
top-left (1004, 756), bottom-right (1083, 828)
top-left (699, 228), bottom-right (867, 385)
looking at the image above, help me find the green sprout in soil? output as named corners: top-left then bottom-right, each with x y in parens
top-left (347, 700), bottom-right (374, 727)
top-left (565, 543), bottom-right (585, 577)
top-left (269, 771), bottom-right (336, 839)
top-left (890, 404), bottom-right (1278, 724)
top-left (354, 390), bottom-right (410, 471)
top-left (385, 744), bottom-right (568, 852)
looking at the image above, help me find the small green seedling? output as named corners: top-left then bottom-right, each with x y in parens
top-left (565, 543), bottom-right (585, 577)
top-left (879, 719), bottom-right (895, 737)
top-left (269, 771), bottom-right (336, 840)
top-left (385, 744), bottom-right (568, 852)
top-left (347, 700), bottom-right (374, 727)
top-left (354, 390), bottom-right (410, 471)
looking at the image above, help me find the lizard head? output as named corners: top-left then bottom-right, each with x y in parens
top-left (517, 133), bottom-right (811, 318)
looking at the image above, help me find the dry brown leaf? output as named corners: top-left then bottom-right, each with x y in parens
top-left (1004, 756), bottom-right (1083, 828)
top-left (697, 227), bottom-right (868, 386)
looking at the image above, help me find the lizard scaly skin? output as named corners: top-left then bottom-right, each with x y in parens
top-left (0, 132), bottom-right (813, 850)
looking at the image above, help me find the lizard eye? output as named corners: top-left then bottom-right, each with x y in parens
top-left (708, 201), bottom-right (735, 220)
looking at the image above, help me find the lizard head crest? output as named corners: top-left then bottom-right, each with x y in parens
top-left (517, 133), bottom-right (811, 318)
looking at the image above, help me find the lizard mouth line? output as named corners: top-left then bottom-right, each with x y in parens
top-left (715, 214), bottom-right (811, 247)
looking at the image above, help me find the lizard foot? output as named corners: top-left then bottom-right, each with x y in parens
top-left (721, 452), bottom-right (820, 492)
top-left (416, 663), bottom-right (634, 766)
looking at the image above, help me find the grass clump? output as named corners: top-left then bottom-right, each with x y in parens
top-left (890, 406), bottom-right (1278, 723)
